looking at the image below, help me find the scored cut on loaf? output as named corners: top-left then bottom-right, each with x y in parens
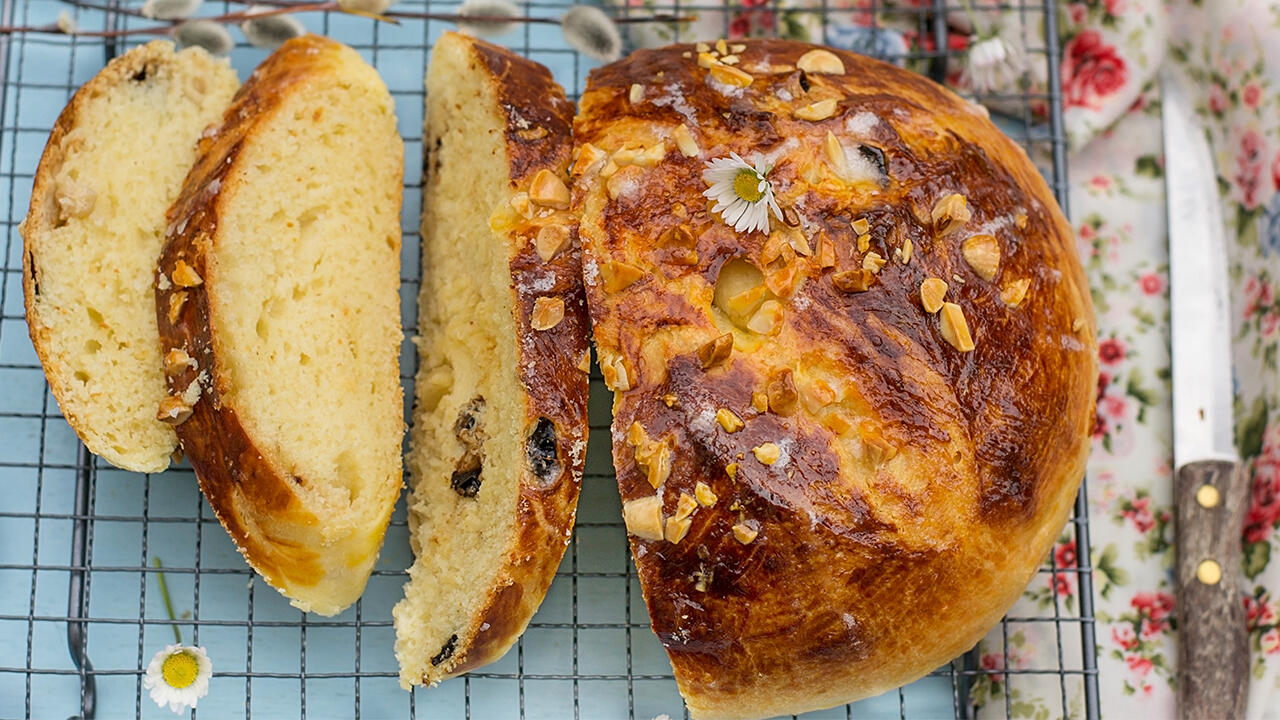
top-left (573, 41), bottom-right (1098, 719)
top-left (155, 35), bottom-right (404, 616)
top-left (393, 32), bottom-right (589, 686)
top-left (21, 41), bottom-right (239, 473)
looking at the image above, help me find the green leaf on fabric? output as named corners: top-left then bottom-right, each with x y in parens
top-left (1243, 541), bottom-right (1270, 580)
top-left (1237, 396), bottom-right (1268, 459)
top-left (1135, 155), bottom-right (1162, 178)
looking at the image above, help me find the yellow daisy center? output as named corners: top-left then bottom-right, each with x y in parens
top-left (732, 168), bottom-right (765, 203)
top-left (161, 651), bottom-right (200, 689)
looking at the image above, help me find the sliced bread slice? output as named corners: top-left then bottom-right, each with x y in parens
top-left (21, 41), bottom-right (239, 473)
top-left (393, 32), bottom-right (589, 686)
top-left (155, 35), bottom-right (404, 616)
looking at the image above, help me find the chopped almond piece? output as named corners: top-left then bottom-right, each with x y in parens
top-left (832, 269), bottom-right (874, 293)
top-left (531, 296), bottom-right (565, 331)
top-left (695, 482), bottom-right (718, 507)
top-left (172, 259), bottom-right (202, 287)
top-left (940, 302), bottom-right (975, 352)
top-left (674, 493), bottom-right (698, 521)
top-left (697, 52), bottom-right (718, 69)
top-left (752, 442), bottom-right (781, 465)
top-left (796, 49), bottom-right (844, 74)
top-left (163, 348), bottom-right (196, 376)
top-left (167, 291), bottom-right (187, 324)
top-left (751, 391), bottom-right (769, 413)
top-left (577, 350), bottom-right (591, 374)
top-left (851, 217), bottom-right (870, 235)
top-left (962, 234), bottom-right (1001, 281)
top-left (156, 395), bottom-right (193, 425)
top-left (920, 278), bottom-right (948, 314)
top-left (900, 237), bottom-right (913, 264)
top-left (661, 393), bottom-right (679, 408)
top-left (698, 333), bottom-right (733, 369)
top-left (1015, 212), bottom-right (1028, 229)
top-left (716, 38), bottom-right (728, 55)
top-left (600, 352), bottom-right (632, 392)
top-left (766, 368), bottom-right (798, 416)
top-left (732, 521), bottom-right (760, 544)
top-left (535, 224), bottom-right (571, 262)
top-left (716, 408), bottom-right (745, 433)
top-left (571, 143), bottom-right (606, 177)
top-left (794, 98), bottom-right (838, 122)
top-left (725, 462), bottom-right (739, 479)
top-left (529, 169), bottom-right (571, 210)
top-left (1001, 278), bottom-right (1031, 307)
top-left (862, 252), bottom-right (886, 273)
top-left (816, 233), bottom-right (836, 268)
top-left (626, 421), bottom-right (650, 447)
top-left (931, 193), bottom-right (971, 236)
top-left (746, 299), bottom-right (784, 335)
top-left (665, 516), bottom-right (693, 544)
top-left (857, 233), bottom-right (870, 253)
top-left (642, 441), bottom-right (672, 489)
top-left (710, 63), bottom-right (753, 88)
top-left (601, 260), bottom-right (645, 292)
top-left (623, 495), bottom-right (664, 541)
top-left (629, 83), bottom-right (644, 104)
top-left (823, 131), bottom-right (850, 178)
top-left (673, 124), bottom-right (700, 157)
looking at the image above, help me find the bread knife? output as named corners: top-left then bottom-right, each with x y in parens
top-left (1161, 68), bottom-right (1249, 720)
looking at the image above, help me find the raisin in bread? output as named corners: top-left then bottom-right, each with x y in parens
top-left (21, 41), bottom-right (238, 473)
top-left (573, 41), bottom-right (1097, 719)
top-left (155, 35), bottom-right (404, 616)
top-left (393, 32), bottom-right (588, 686)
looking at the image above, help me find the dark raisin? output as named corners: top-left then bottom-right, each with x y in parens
top-left (527, 417), bottom-right (559, 484)
top-left (25, 252), bottom-right (38, 296)
top-left (798, 70), bottom-right (811, 93)
top-left (131, 65), bottom-right (150, 82)
top-left (453, 397), bottom-right (485, 447)
top-left (430, 634), bottom-right (458, 666)
top-left (450, 464), bottom-right (482, 498)
top-left (857, 145), bottom-right (889, 183)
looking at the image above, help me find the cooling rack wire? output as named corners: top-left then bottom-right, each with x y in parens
top-left (0, 0), bottom-right (1098, 717)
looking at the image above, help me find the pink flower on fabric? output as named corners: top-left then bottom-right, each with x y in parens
top-left (728, 14), bottom-right (751, 39)
top-left (1051, 572), bottom-right (1074, 597)
top-left (1210, 84), bottom-right (1228, 115)
top-left (1272, 149), bottom-right (1280, 191)
top-left (1264, 312), bottom-right (1280, 339)
top-left (1140, 617), bottom-right (1166, 639)
top-left (1236, 129), bottom-right (1267, 208)
top-left (1089, 174), bottom-right (1112, 190)
top-left (1067, 3), bottom-right (1087, 25)
top-left (1104, 396), bottom-right (1127, 420)
top-left (1055, 540), bottom-right (1077, 568)
top-left (1245, 442), bottom-right (1280, 544)
top-left (1244, 83), bottom-right (1262, 109)
top-left (1124, 499), bottom-right (1156, 532)
top-left (1062, 30), bottom-right (1128, 110)
top-left (1131, 591), bottom-right (1174, 621)
top-left (1126, 654), bottom-right (1154, 676)
top-left (1103, 0), bottom-right (1126, 14)
top-left (1112, 623), bottom-right (1138, 651)
top-left (1263, 629), bottom-right (1280, 656)
top-left (1139, 272), bottom-right (1163, 295)
top-left (1098, 337), bottom-right (1126, 365)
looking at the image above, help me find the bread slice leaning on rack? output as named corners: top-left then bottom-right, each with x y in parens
top-left (393, 32), bottom-right (589, 686)
top-left (20, 41), bottom-right (239, 473)
top-left (574, 41), bottom-right (1097, 719)
top-left (154, 35), bottom-right (404, 616)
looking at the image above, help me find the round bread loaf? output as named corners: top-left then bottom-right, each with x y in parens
top-left (572, 41), bottom-right (1097, 719)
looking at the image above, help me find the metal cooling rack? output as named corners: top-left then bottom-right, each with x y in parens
top-left (0, 1), bottom-right (1099, 718)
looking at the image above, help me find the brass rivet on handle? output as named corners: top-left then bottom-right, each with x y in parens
top-left (1195, 484), bottom-right (1221, 508)
top-left (1196, 559), bottom-right (1222, 585)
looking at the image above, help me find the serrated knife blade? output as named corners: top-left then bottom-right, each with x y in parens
top-left (1161, 67), bottom-right (1248, 720)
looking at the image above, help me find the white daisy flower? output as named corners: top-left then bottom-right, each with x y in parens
top-left (964, 32), bottom-right (1028, 95)
top-left (701, 153), bottom-right (782, 235)
top-left (143, 644), bottom-right (212, 714)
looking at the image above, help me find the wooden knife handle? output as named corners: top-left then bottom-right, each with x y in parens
top-left (1176, 459), bottom-right (1249, 720)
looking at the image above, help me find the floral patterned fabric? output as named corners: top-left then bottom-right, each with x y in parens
top-left (613, 0), bottom-right (1280, 716)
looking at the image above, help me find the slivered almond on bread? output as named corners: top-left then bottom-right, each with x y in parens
top-left (155, 35), bottom-right (404, 616)
top-left (21, 41), bottom-right (238, 473)
top-left (393, 32), bottom-right (589, 686)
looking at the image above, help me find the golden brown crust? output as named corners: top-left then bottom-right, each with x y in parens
top-left (22, 41), bottom-right (201, 473)
top-left (155, 35), bottom-right (399, 616)
top-left (413, 33), bottom-right (588, 680)
top-left (574, 41), bottom-right (1097, 719)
